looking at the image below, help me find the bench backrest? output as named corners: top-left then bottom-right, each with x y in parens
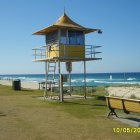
top-left (106, 96), bottom-right (140, 113)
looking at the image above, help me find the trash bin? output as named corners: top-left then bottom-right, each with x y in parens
top-left (12, 79), bottom-right (21, 90)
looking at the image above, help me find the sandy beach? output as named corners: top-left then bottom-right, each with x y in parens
top-left (107, 86), bottom-right (140, 99)
top-left (0, 80), bottom-right (39, 90)
top-left (0, 79), bottom-right (140, 99)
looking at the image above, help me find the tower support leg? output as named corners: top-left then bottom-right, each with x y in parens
top-left (69, 70), bottom-right (72, 96)
top-left (44, 61), bottom-right (48, 99)
top-left (84, 60), bottom-right (87, 99)
top-left (58, 60), bottom-right (63, 102)
top-left (60, 74), bottom-right (63, 102)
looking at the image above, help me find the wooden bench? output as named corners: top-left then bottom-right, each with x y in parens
top-left (106, 96), bottom-right (140, 118)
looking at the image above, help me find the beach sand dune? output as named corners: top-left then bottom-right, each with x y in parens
top-left (107, 86), bottom-right (140, 99)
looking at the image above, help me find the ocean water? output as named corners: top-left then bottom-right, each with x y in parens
top-left (0, 72), bottom-right (140, 86)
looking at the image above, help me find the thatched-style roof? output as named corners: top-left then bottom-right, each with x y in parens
top-left (33, 13), bottom-right (100, 35)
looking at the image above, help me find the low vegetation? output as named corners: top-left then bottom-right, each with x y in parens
top-left (0, 84), bottom-right (139, 140)
top-left (129, 94), bottom-right (140, 100)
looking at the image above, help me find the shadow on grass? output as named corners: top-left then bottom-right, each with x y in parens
top-left (32, 95), bottom-right (44, 98)
top-left (93, 104), bottom-right (106, 107)
top-left (63, 100), bottom-right (106, 108)
top-left (118, 115), bottom-right (140, 122)
top-left (21, 89), bottom-right (34, 92)
top-left (125, 117), bottom-right (140, 122)
top-left (0, 111), bottom-right (6, 117)
top-left (95, 96), bottom-right (106, 101)
top-left (63, 101), bottom-right (94, 106)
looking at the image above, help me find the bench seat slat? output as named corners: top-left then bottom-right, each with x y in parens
top-left (124, 101), bottom-right (140, 113)
top-left (108, 98), bottom-right (123, 110)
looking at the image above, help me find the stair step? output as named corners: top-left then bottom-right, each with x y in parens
top-left (49, 61), bottom-right (56, 63)
top-left (48, 70), bottom-right (55, 72)
top-left (48, 68), bottom-right (55, 70)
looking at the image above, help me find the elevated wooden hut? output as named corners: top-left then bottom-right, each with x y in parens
top-left (32, 12), bottom-right (102, 101)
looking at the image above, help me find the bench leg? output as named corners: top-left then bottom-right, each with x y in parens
top-left (107, 110), bottom-right (118, 118)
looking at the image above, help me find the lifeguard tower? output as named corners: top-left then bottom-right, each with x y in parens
top-left (32, 12), bottom-right (102, 101)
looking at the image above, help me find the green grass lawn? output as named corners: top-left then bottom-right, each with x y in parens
top-left (0, 84), bottom-right (139, 140)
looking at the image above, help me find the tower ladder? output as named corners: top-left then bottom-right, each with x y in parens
top-left (47, 60), bottom-right (57, 93)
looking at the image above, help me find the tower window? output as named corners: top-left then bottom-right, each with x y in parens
top-left (68, 30), bottom-right (84, 45)
top-left (76, 31), bottom-right (84, 45)
top-left (60, 30), bottom-right (67, 44)
top-left (46, 30), bottom-right (58, 44)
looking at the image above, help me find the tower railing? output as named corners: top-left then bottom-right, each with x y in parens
top-left (32, 44), bottom-right (102, 61)
top-left (85, 45), bottom-right (102, 58)
top-left (32, 47), bottom-right (47, 60)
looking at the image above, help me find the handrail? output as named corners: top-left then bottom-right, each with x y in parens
top-left (32, 43), bottom-right (102, 61)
